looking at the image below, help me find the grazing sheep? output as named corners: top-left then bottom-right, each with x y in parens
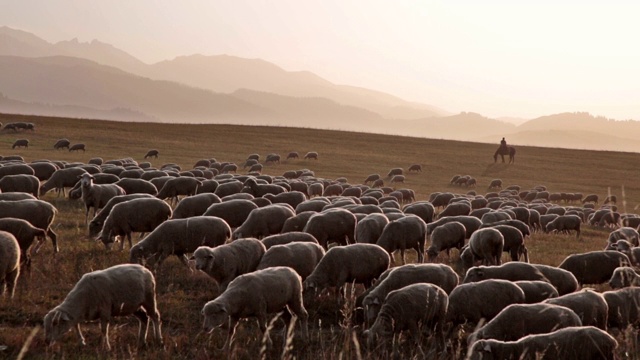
top-left (69, 143), bottom-right (86, 152)
top-left (543, 289), bottom-right (608, 329)
top-left (0, 218), bottom-right (45, 271)
top-left (203, 199), bottom-right (258, 228)
top-left (96, 198), bottom-right (172, 250)
top-left (608, 267), bottom-right (640, 288)
top-left (545, 214), bottom-right (582, 238)
top-left (356, 213), bottom-right (389, 244)
top-left (470, 303), bottom-right (582, 343)
top-left (242, 178), bottom-right (286, 197)
top-left (389, 175), bottom-right (405, 184)
top-left (29, 162), bottom-right (59, 182)
top-left (261, 232), bottom-right (318, 249)
top-left (201, 266), bottom-right (308, 352)
top-left (558, 250), bottom-right (631, 285)
top-left (78, 173), bottom-right (126, 224)
top-left (0, 199), bottom-right (58, 253)
top-left (481, 211), bottom-right (512, 224)
top-left (40, 167), bottom-right (88, 197)
top-left (213, 181), bottom-right (243, 198)
top-left (281, 211), bottom-right (316, 233)
top-left (256, 242), bottom-right (325, 280)
top-left (467, 326), bottom-right (617, 360)
top-left (171, 193), bottom-right (221, 219)
top-left (364, 174), bottom-right (381, 184)
top-left (376, 215), bottom-right (427, 264)
top-left (427, 221), bottom-right (466, 261)
top-left (156, 177), bottom-right (202, 205)
top-left (303, 243), bottom-right (390, 293)
top-left (232, 204), bottom-right (295, 239)
top-left (192, 238), bottom-right (266, 291)
top-left (304, 151), bottom-right (318, 160)
top-left (263, 191), bottom-right (306, 209)
top-left (114, 178), bottom-right (158, 196)
top-left (403, 201), bottom-right (435, 224)
top-left (467, 228), bottom-right (504, 266)
top-left (582, 194), bottom-right (599, 204)
top-left (43, 264), bottom-right (162, 350)
top-left (144, 149), bottom-right (159, 159)
top-left (387, 168), bottom-right (403, 178)
top-left (407, 164), bottom-right (422, 172)
top-left (530, 264), bottom-right (580, 296)
top-left (602, 287), bottom-right (640, 329)
top-left (0, 174), bottom-right (40, 198)
top-left (463, 262), bottom-right (549, 284)
top-left (130, 216), bottom-right (231, 270)
top-left (487, 179), bottom-right (502, 190)
top-left (303, 208), bottom-right (357, 248)
top-left (286, 152), bottom-right (299, 160)
top-left (12, 139), bottom-right (29, 149)
top-left (362, 263), bottom-right (458, 323)
top-left (427, 215), bottom-right (482, 240)
top-left (607, 227), bottom-right (640, 247)
top-left (89, 194), bottom-right (156, 237)
top-left (513, 281), bottom-right (559, 304)
top-left (447, 279), bottom-right (526, 325)
top-left (488, 225), bottom-right (528, 262)
top-left (371, 178), bottom-right (384, 188)
top-left (438, 202), bottom-right (472, 219)
top-left (53, 139), bottom-right (70, 150)
top-left (0, 231), bottom-right (20, 298)
top-left (364, 283), bottom-right (448, 346)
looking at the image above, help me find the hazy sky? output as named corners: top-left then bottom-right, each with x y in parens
top-left (2, 1), bottom-right (639, 119)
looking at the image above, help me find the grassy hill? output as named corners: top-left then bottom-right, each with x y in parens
top-left (0, 113), bottom-right (637, 359)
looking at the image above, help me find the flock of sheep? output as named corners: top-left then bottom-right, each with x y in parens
top-left (0, 130), bottom-right (638, 359)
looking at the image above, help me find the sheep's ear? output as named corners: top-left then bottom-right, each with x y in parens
top-left (476, 269), bottom-right (484, 276)
top-left (60, 312), bottom-right (71, 321)
top-left (372, 298), bottom-right (380, 305)
top-left (483, 343), bottom-right (492, 352)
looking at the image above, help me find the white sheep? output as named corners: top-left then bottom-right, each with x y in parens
top-left (427, 221), bottom-right (466, 261)
top-left (545, 214), bottom-right (582, 238)
top-left (447, 279), bottom-right (526, 326)
top-left (513, 280), bottom-right (559, 303)
top-left (467, 228), bottom-right (504, 266)
top-left (376, 215), bottom-right (427, 264)
top-left (43, 264), bottom-right (162, 350)
top-left (201, 266), bottom-right (308, 352)
top-left (256, 241), bottom-right (325, 280)
top-left (171, 193), bottom-right (221, 219)
top-left (232, 204), bottom-right (295, 239)
top-left (39, 167), bottom-right (88, 197)
top-left (88, 193), bottom-right (156, 237)
top-left (0, 231), bottom-right (20, 298)
top-left (78, 173), bottom-right (126, 224)
top-left (0, 199), bottom-right (59, 253)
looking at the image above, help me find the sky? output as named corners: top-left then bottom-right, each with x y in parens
top-left (1, 0), bottom-right (639, 120)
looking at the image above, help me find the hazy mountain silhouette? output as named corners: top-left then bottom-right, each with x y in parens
top-left (407, 112), bottom-right (516, 141)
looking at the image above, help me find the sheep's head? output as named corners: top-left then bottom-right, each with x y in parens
top-left (95, 231), bottom-right (115, 250)
top-left (363, 296), bottom-right (383, 324)
top-left (544, 223), bottom-right (554, 233)
top-left (88, 220), bottom-right (103, 237)
top-left (79, 173), bottom-right (94, 188)
top-left (609, 267), bottom-right (636, 289)
top-left (129, 245), bottom-right (145, 265)
top-left (463, 267), bottom-right (484, 284)
top-left (202, 302), bottom-right (228, 332)
top-left (43, 309), bottom-right (76, 345)
top-left (192, 247), bottom-right (213, 273)
top-left (467, 340), bottom-right (493, 360)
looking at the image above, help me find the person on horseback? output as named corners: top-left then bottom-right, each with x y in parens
top-left (500, 137), bottom-right (507, 151)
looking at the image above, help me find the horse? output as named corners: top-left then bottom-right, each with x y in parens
top-left (494, 146), bottom-right (516, 164)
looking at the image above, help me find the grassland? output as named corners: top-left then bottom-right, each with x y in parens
top-left (0, 113), bottom-right (638, 359)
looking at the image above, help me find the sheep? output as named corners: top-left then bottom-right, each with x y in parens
top-left (29, 162), bottom-right (59, 182)
top-left (403, 201), bottom-right (435, 224)
top-left (438, 202), bottom-right (471, 218)
top-left (545, 214), bottom-right (582, 238)
top-left (371, 178), bottom-right (384, 188)
top-left (465, 178), bottom-right (477, 187)
top-left (203, 199), bottom-right (258, 228)
top-left (530, 264), bottom-right (580, 296)
top-left (53, 138), bottom-right (70, 150)
top-left (364, 174), bottom-right (381, 184)
top-left (0, 231), bottom-right (20, 298)
top-left (481, 211), bottom-right (512, 224)
top-left (356, 213), bottom-right (389, 244)
top-left (78, 173), bottom-right (126, 224)
top-left (67, 143), bottom-right (86, 152)
top-left (304, 151), bottom-right (318, 160)
top-left (213, 180), bottom-right (243, 198)
top-left (608, 267), bottom-right (640, 288)
top-left (513, 281), bottom-right (559, 304)
top-left (470, 303), bottom-right (582, 343)
top-left (376, 215), bottom-right (427, 264)
top-left (40, 167), bottom-right (88, 197)
top-left (232, 204), bottom-right (295, 239)
top-left (256, 242), bottom-right (325, 280)
top-left (265, 153), bottom-right (281, 164)
top-left (171, 193), bottom-right (221, 219)
top-left (303, 208), bottom-right (356, 248)
top-left (542, 289), bottom-right (608, 329)
top-left (361, 263), bottom-right (458, 323)
top-left (130, 216), bottom-right (231, 270)
top-left (487, 179), bottom-right (502, 190)
top-left (120, 168), bottom-right (144, 179)
top-left (427, 221), bottom-right (466, 261)
top-left (447, 279), bottom-right (525, 325)
top-left (408, 164), bottom-right (422, 172)
top-left (0, 174), bottom-right (40, 198)
top-left (281, 211), bottom-right (316, 233)
top-left (12, 139), bottom-right (29, 149)
top-left (192, 238), bottom-right (266, 291)
top-left (263, 191), bottom-right (306, 209)
top-left (466, 326), bottom-right (617, 360)
top-left (285, 152), bottom-right (299, 160)
top-left (242, 177), bottom-right (286, 197)
top-left (201, 266), bottom-right (308, 352)
top-left (0, 199), bottom-right (58, 253)
top-left (582, 194), bottom-right (599, 204)
top-left (558, 250), bottom-right (631, 285)
top-left (96, 198), bottom-right (172, 250)
top-left (602, 287), bottom-right (640, 329)
top-left (142, 149), bottom-right (159, 159)
top-left (487, 225), bottom-right (528, 262)
top-left (322, 183), bottom-right (343, 197)
top-left (0, 218), bottom-right (45, 272)
top-left (88, 194), bottom-right (156, 237)
top-left (156, 177), bottom-right (202, 205)
top-left (607, 226), bottom-right (640, 247)
top-left (364, 283), bottom-right (448, 347)
top-left (463, 262), bottom-right (549, 284)
top-left (261, 232), bottom-right (318, 250)
top-left (43, 264), bottom-right (162, 350)
top-left (466, 228), bottom-right (504, 266)
top-left (426, 215), bottom-right (482, 239)
top-left (389, 175), bottom-right (405, 184)
top-left (387, 168), bottom-right (403, 178)
top-left (303, 243), bottom-right (390, 293)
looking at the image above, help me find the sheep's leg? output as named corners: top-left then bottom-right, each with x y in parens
top-left (47, 228), bottom-right (59, 253)
top-left (6, 268), bottom-right (19, 298)
top-left (100, 319), bottom-right (111, 351)
top-left (144, 296), bottom-right (163, 345)
top-left (75, 323), bottom-right (86, 346)
top-left (400, 249), bottom-right (406, 265)
top-left (127, 233), bottom-right (133, 249)
top-left (84, 206), bottom-right (90, 225)
top-left (133, 309), bottom-right (150, 347)
top-left (223, 317), bottom-right (239, 353)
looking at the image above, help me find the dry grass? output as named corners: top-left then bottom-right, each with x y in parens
top-left (0, 113), bottom-right (639, 359)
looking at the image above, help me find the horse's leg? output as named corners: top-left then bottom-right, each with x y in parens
top-left (501, 154), bottom-right (505, 163)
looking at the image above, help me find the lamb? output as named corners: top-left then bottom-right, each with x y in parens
top-left (356, 213), bottom-right (389, 244)
top-left (463, 262), bottom-right (549, 284)
top-left (303, 243), bottom-right (390, 292)
top-left (201, 266), bottom-right (308, 352)
top-left (156, 177), bottom-right (202, 205)
top-left (232, 204), bottom-right (295, 239)
top-left (96, 198), bottom-right (172, 250)
top-left (0, 231), bottom-right (20, 298)
top-left (438, 202), bottom-right (472, 218)
top-left (303, 208), bottom-right (357, 248)
top-left (408, 164), bottom-right (422, 172)
top-left (78, 173), bottom-right (126, 224)
top-left (0, 174), bottom-right (40, 198)
top-left (0, 199), bottom-right (59, 253)
top-left (192, 238), bottom-right (266, 291)
top-left (256, 242), bottom-right (325, 280)
top-left (203, 199), bottom-right (258, 228)
top-left (558, 250), bottom-right (631, 285)
top-left (543, 289), bottom-right (608, 329)
top-left (40, 167), bottom-right (88, 197)
top-left (608, 267), bottom-right (640, 288)
top-left (470, 303), bottom-right (582, 343)
top-left (362, 263), bottom-right (458, 323)
top-left (68, 143), bottom-right (86, 152)
top-left (447, 279), bottom-right (525, 325)
top-left (376, 215), bottom-right (427, 264)
top-left (466, 326), bottom-right (617, 360)
top-left (545, 215), bottom-right (582, 238)
top-left (514, 281), bottom-right (559, 303)
top-left (88, 194), bottom-right (156, 237)
top-left (602, 287), bottom-right (640, 329)
top-left (171, 193), bottom-right (221, 219)
top-left (364, 283), bottom-right (448, 346)
top-left (53, 139), bottom-right (70, 150)
top-left (43, 264), bottom-right (162, 350)
top-left (261, 232), bottom-right (319, 249)
top-left (466, 228), bottom-right (504, 266)
top-left (427, 221), bottom-right (466, 261)
top-left (12, 139), bottom-right (29, 149)
top-left (530, 264), bottom-right (580, 296)
top-left (304, 151), bottom-right (318, 160)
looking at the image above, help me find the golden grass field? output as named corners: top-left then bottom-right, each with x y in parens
top-left (0, 113), bottom-right (638, 359)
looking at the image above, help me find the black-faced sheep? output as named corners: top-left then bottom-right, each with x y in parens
top-left (376, 215), bottom-right (427, 264)
top-left (558, 250), bottom-right (630, 285)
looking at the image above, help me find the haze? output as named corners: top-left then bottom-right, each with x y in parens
top-left (2, 1), bottom-right (639, 120)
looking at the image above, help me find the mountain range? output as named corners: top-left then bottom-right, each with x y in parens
top-left (1, 26), bottom-right (640, 152)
